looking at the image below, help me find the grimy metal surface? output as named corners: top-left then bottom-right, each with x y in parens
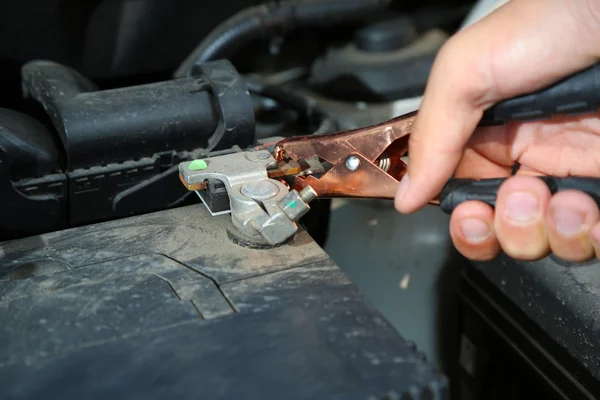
top-left (474, 254), bottom-right (600, 381)
top-left (0, 204), bottom-right (447, 400)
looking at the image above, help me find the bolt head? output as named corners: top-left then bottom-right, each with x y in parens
top-left (241, 180), bottom-right (279, 201)
top-left (345, 156), bottom-right (360, 171)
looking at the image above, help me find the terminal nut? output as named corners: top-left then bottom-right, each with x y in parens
top-left (278, 189), bottom-right (311, 221)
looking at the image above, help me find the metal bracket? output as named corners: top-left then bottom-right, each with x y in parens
top-left (179, 150), bottom-right (314, 246)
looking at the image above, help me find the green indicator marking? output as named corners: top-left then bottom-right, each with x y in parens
top-left (288, 201), bottom-right (297, 208)
top-left (188, 159), bottom-right (208, 171)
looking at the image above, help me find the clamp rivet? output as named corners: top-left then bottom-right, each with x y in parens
top-left (345, 156), bottom-right (360, 171)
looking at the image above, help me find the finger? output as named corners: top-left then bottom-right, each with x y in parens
top-left (449, 200), bottom-right (500, 261)
top-left (546, 190), bottom-right (599, 262)
top-left (469, 112), bottom-right (600, 178)
top-left (453, 142), bottom-right (512, 180)
top-left (494, 176), bottom-right (551, 260)
top-left (395, 0), bottom-right (600, 214)
top-left (590, 223), bottom-right (600, 259)
top-left (394, 33), bottom-right (488, 213)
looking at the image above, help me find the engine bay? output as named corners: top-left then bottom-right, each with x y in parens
top-left (0, 0), bottom-right (472, 243)
top-left (4, 1), bottom-right (591, 399)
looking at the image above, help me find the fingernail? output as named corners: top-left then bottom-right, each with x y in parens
top-left (552, 207), bottom-right (585, 237)
top-left (459, 218), bottom-right (490, 243)
top-left (504, 192), bottom-right (539, 222)
top-left (396, 173), bottom-right (410, 200)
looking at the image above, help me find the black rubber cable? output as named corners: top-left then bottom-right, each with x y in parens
top-left (244, 75), bottom-right (335, 132)
top-left (174, 0), bottom-right (393, 78)
top-left (175, 4), bottom-right (275, 78)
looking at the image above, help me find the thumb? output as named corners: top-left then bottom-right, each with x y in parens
top-left (394, 0), bottom-right (600, 214)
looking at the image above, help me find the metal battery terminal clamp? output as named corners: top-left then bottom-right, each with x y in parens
top-left (179, 150), bottom-right (316, 246)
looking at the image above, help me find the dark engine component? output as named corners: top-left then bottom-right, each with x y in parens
top-left (0, 108), bottom-right (67, 238)
top-left (308, 15), bottom-right (448, 102)
top-left (22, 59), bottom-right (254, 170)
top-left (355, 14), bottom-right (418, 52)
top-left (174, 0), bottom-right (393, 77)
top-left (1, 59), bottom-right (255, 240)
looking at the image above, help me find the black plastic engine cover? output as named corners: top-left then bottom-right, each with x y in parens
top-left (0, 59), bottom-right (256, 240)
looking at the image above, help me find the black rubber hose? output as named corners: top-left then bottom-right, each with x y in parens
top-left (175, 5), bottom-right (274, 78)
top-left (244, 75), bottom-right (334, 131)
top-left (174, 0), bottom-right (392, 78)
top-left (313, 117), bottom-right (337, 134)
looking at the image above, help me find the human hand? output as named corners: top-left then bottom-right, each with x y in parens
top-left (394, 0), bottom-right (600, 262)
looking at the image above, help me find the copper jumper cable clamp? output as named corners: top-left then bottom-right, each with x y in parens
top-left (179, 62), bottom-right (600, 246)
top-left (270, 112), bottom-right (425, 202)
